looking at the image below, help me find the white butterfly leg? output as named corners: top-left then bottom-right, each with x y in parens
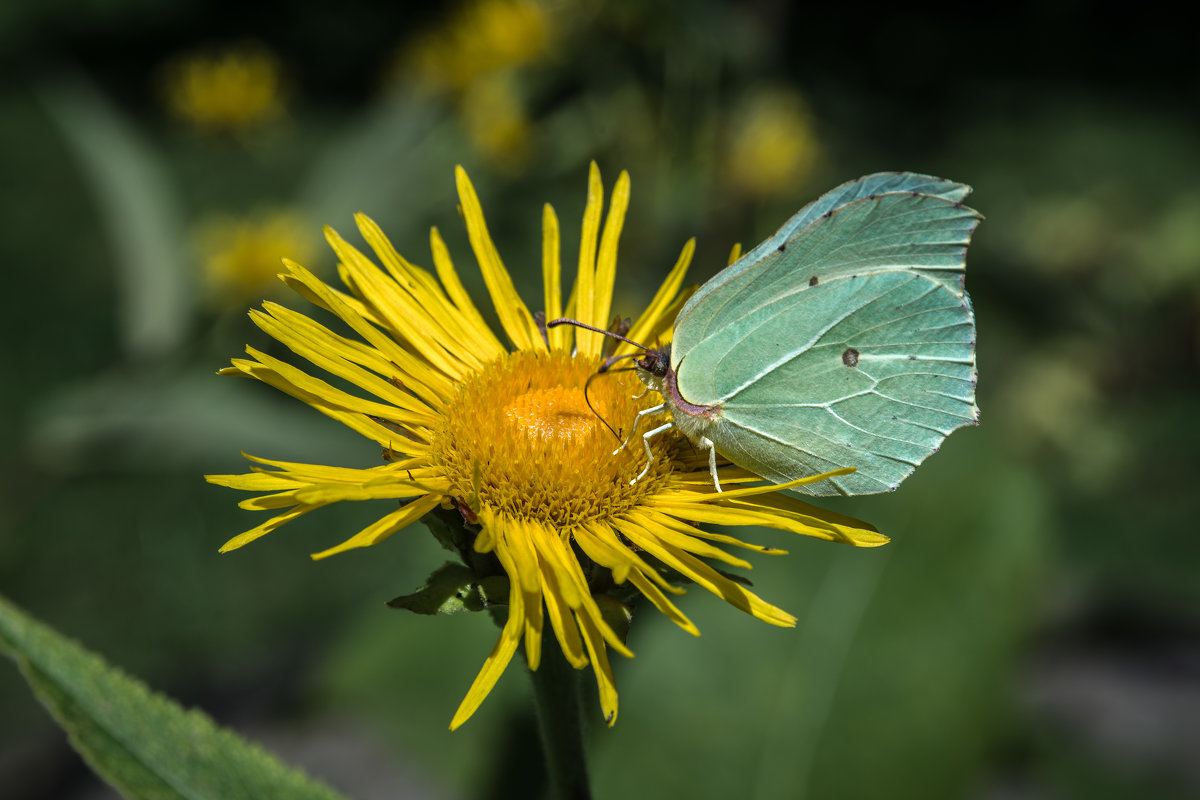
top-left (613, 403), bottom-right (667, 456)
top-left (700, 436), bottom-right (723, 493)
top-left (632, 421), bottom-right (674, 485)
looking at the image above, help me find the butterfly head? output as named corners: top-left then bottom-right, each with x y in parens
top-left (634, 345), bottom-right (671, 394)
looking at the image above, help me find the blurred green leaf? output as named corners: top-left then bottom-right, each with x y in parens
top-left (37, 75), bottom-right (190, 361)
top-left (0, 594), bottom-right (349, 800)
top-left (26, 367), bottom-right (371, 473)
top-left (297, 92), bottom-right (456, 229)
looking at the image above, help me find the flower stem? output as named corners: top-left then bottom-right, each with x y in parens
top-left (527, 641), bottom-right (592, 800)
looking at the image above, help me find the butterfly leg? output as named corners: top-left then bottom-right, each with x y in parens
top-left (701, 437), bottom-right (723, 493)
top-left (632, 421), bottom-right (674, 485)
top-left (614, 403), bottom-right (667, 456)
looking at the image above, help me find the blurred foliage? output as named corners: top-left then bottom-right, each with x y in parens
top-left (1, 1), bottom-right (1198, 799)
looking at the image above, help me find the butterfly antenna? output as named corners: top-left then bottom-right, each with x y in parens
top-left (584, 365), bottom-right (638, 442)
top-left (546, 317), bottom-right (649, 352)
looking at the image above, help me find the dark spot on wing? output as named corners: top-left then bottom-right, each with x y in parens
top-left (808, 275), bottom-right (818, 287)
top-left (777, 241), bottom-right (787, 253)
top-left (842, 347), bottom-right (860, 367)
top-left (907, 354), bottom-right (916, 360)
top-left (867, 193), bottom-right (876, 200)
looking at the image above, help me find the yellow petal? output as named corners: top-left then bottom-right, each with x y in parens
top-left (613, 517), bottom-right (796, 628)
top-left (572, 161), bottom-right (603, 353)
top-left (542, 203), bottom-right (567, 351)
top-left (576, 611), bottom-right (619, 726)
top-left (591, 169), bottom-right (630, 347)
top-left (428, 226), bottom-right (505, 355)
top-left (310, 493), bottom-right (442, 559)
top-left (219, 503), bottom-right (325, 552)
top-left (455, 165), bottom-right (544, 352)
top-left (450, 544), bottom-right (526, 730)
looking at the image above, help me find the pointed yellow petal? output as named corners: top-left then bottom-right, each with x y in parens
top-left (591, 170), bottom-right (630, 346)
top-left (624, 509), bottom-right (754, 570)
top-left (613, 517), bottom-right (796, 627)
top-left (538, 558), bottom-right (589, 668)
top-left (428, 227), bottom-right (504, 355)
top-left (576, 612), bottom-right (619, 726)
top-left (249, 310), bottom-right (441, 417)
top-left (542, 203), bottom-right (567, 351)
top-left (225, 356), bottom-right (434, 451)
top-left (324, 227), bottom-right (473, 379)
top-left (219, 503), bottom-right (325, 552)
top-left (356, 213), bottom-right (505, 371)
top-left (310, 493), bottom-right (442, 559)
top-left (454, 166), bottom-right (543, 352)
top-left (572, 162), bottom-right (603, 353)
top-left (627, 569), bottom-right (699, 636)
top-left (279, 259), bottom-right (458, 401)
top-left (450, 544), bottom-right (525, 730)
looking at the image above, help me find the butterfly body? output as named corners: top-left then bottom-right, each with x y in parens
top-left (633, 172), bottom-right (982, 497)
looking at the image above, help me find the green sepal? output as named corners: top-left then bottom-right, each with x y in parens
top-left (593, 594), bottom-right (634, 645)
top-left (423, 504), bottom-right (477, 557)
top-left (388, 562), bottom-right (511, 615)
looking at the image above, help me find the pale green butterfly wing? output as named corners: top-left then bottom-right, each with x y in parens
top-left (675, 271), bottom-right (976, 495)
top-left (670, 178), bottom-right (980, 496)
top-left (673, 182), bottom-right (980, 362)
top-left (694, 171), bottom-right (972, 308)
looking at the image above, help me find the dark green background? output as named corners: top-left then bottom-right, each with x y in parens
top-left (2, 2), bottom-right (1198, 798)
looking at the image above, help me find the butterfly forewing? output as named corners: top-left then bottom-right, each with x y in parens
top-left (672, 190), bottom-right (980, 364)
top-left (731, 172), bottom-right (972, 272)
top-left (679, 173), bottom-right (972, 326)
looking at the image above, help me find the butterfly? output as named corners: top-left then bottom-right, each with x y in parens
top-left (554, 172), bottom-right (981, 496)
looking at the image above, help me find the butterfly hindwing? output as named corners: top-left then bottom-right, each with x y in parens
top-left (678, 271), bottom-right (976, 496)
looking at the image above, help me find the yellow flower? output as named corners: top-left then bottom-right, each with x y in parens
top-left (194, 210), bottom-right (315, 306)
top-left (725, 87), bottom-right (819, 199)
top-left (162, 44), bottom-right (286, 134)
top-left (460, 72), bottom-right (534, 170)
top-left (206, 164), bottom-right (886, 729)
top-left (401, 0), bottom-right (552, 95)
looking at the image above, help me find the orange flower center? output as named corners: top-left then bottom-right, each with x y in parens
top-left (503, 386), bottom-right (596, 444)
top-left (432, 350), bottom-right (674, 528)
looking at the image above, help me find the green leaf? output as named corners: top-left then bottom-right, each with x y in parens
top-left (36, 75), bottom-right (190, 361)
top-left (388, 562), bottom-right (509, 615)
top-left (0, 594), bottom-right (349, 800)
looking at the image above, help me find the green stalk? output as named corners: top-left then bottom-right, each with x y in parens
top-left (527, 641), bottom-right (592, 800)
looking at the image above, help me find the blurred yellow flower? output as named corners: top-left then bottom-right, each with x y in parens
top-left (725, 87), bottom-right (820, 199)
top-left (162, 45), bottom-right (286, 134)
top-left (402, 0), bottom-right (552, 94)
top-left (195, 210), bottom-right (315, 306)
top-left (207, 164), bottom-right (883, 729)
top-left (460, 73), bottom-right (534, 170)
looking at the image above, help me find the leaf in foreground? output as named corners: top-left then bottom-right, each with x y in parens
top-left (0, 594), bottom-right (349, 800)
